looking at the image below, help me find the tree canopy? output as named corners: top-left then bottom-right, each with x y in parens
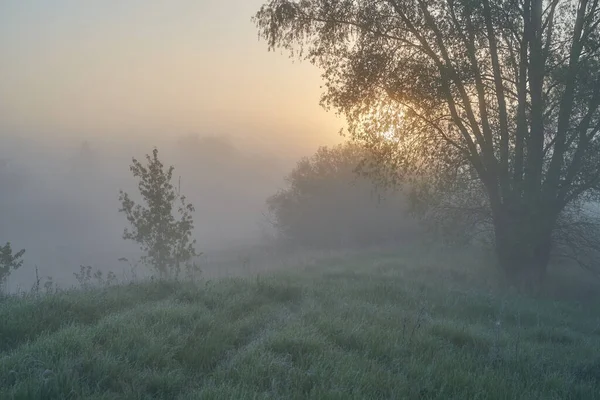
top-left (255, 0), bottom-right (600, 287)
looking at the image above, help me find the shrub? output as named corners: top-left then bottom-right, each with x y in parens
top-left (266, 142), bottom-right (419, 248)
top-left (0, 242), bottom-right (24, 289)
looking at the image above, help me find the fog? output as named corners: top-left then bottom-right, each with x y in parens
top-left (0, 132), bottom-right (306, 292)
top-left (0, 0), bottom-right (355, 293)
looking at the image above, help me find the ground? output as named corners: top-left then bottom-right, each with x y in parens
top-left (1, 246), bottom-right (599, 399)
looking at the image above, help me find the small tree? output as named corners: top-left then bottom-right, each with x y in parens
top-left (0, 242), bottom-right (25, 288)
top-left (119, 148), bottom-right (198, 279)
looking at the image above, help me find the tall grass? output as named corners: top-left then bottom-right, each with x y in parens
top-left (1, 247), bottom-right (599, 399)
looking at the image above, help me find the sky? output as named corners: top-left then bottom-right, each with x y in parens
top-left (0, 0), bottom-right (343, 153)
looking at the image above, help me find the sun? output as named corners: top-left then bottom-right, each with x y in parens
top-left (377, 108), bottom-right (405, 142)
top-left (380, 128), bottom-right (397, 141)
top-left (355, 101), bottom-right (406, 142)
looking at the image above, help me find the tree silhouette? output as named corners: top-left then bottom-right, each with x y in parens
top-left (267, 142), bottom-right (416, 247)
top-left (255, 0), bottom-right (600, 288)
top-left (119, 148), bottom-right (198, 279)
top-left (0, 242), bottom-right (24, 288)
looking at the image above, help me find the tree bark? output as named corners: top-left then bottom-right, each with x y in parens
top-left (493, 200), bottom-right (556, 292)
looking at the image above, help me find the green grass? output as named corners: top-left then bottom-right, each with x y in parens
top-left (1, 249), bottom-right (600, 399)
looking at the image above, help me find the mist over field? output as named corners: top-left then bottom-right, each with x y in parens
top-left (2, 1), bottom-right (600, 398)
top-left (0, 132), bottom-right (303, 291)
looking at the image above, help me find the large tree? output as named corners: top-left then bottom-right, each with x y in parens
top-left (254, 0), bottom-right (600, 287)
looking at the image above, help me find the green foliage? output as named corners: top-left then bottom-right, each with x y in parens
top-left (267, 142), bottom-right (418, 248)
top-left (0, 242), bottom-right (24, 287)
top-left (254, 0), bottom-right (600, 285)
top-left (1, 249), bottom-right (599, 398)
top-left (119, 148), bottom-right (199, 279)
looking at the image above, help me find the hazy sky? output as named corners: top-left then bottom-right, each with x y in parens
top-left (0, 1), bottom-right (343, 151)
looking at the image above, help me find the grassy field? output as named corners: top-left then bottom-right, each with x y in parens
top-left (1, 247), bottom-right (600, 399)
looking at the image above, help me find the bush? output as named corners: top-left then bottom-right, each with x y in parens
top-left (266, 142), bottom-right (419, 248)
top-left (0, 242), bottom-right (25, 289)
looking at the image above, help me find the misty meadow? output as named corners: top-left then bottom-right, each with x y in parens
top-left (2, 0), bottom-right (600, 399)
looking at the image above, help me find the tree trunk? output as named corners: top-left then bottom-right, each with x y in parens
top-left (493, 201), bottom-right (556, 292)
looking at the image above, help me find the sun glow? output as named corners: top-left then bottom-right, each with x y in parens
top-left (379, 128), bottom-right (397, 141)
top-left (372, 106), bottom-right (406, 142)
